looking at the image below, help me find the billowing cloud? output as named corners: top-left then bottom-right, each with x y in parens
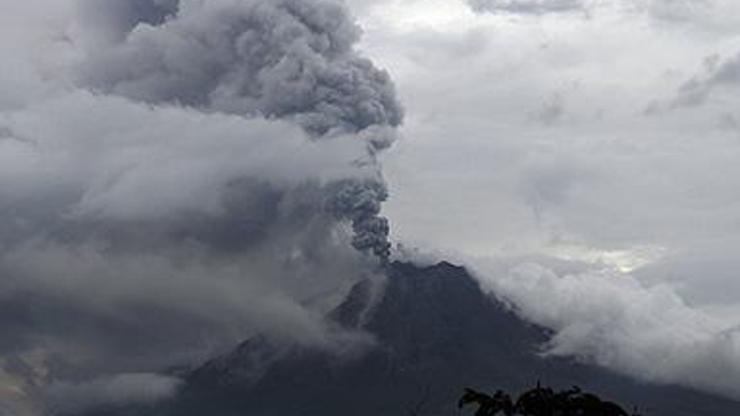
top-left (75, 0), bottom-right (402, 141)
top-left (471, 258), bottom-right (740, 399)
top-left (5, 0), bottom-right (740, 412)
top-left (0, 92), bottom-right (376, 358)
top-left (0, 0), bottom-right (402, 413)
top-left (356, 0), bottom-right (740, 401)
top-left (71, 0), bottom-right (402, 258)
top-left (75, 0), bottom-right (179, 46)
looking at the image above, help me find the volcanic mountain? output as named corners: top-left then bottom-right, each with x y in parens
top-left (89, 261), bottom-right (740, 415)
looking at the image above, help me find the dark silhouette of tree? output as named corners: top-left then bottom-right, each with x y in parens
top-left (459, 383), bottom-right (641, 416)
top-left (459, 388), bottom-right (514, 416)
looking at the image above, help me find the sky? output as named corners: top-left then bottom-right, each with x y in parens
top-left (349, 0), bottom-right (740, 400)
top-left (2, 0), bottom-right (740, 414)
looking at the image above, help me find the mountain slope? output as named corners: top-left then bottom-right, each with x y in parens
top-left (106, 261), bottom-right (740, 415)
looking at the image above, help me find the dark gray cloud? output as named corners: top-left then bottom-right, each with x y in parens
top-left (0, 91), bottom-right (380, 375)
top-left (325, 179), bottom-right (391, 258)
top-left (468, 0), bottom-right (587, 15)
top-left (0, 0), bottom-right (402, 412)
top-left (362, 0), bottom-right (740, 400)
top-left (6, 0), bottom-right (740, 411)
top-left (672, 52), bottom-right (740, 108)
top-left (73, 0), bottom-right (402, 262)
top-left (76, 0), bottom-right (402, 142)
top-left (470, 257), bottom-right (740, 400)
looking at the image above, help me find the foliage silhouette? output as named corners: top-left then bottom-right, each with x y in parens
top-left (459, 383), bottom-right (641, 416)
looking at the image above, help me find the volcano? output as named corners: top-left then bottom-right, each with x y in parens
top-left (91, 261), bottom-right (740, 416)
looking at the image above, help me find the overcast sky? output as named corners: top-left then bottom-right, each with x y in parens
top-left (347, 0), bottom-right (740, 315)
top-left (349, 0), bottom-right (740, 398)
top-left (3, 0), bottom-right (740, 413)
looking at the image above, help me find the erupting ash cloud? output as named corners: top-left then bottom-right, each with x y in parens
top-left (75, 0), bottom-right (403, 259)
top-left (0, 0), bottom-right (401, 412)
top-left (326, 179), bottom-right (391, 258)
top-left (79, 0), bottom-right (403, 138)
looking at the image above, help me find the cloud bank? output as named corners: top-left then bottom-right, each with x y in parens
top-left (471, 259), bottom-right (740, 399)
top-left (357, 0), bottom-right (740, 401)
top-left (0, 0), bottom-right (401, 412)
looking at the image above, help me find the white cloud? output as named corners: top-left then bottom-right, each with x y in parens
top-left (0, 1), bottom-right (400, 412)
top-left (347, 0), bottom-right (740, 399)
top-left (472, 259), bottom-right (740, 398)
top-left (3, 0), bottom-right (740, 409)
top-left (46, 373), bottom-right (181, 414)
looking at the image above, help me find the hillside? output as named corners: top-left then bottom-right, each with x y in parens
top-left (83, 262), bottom-right (740, 415)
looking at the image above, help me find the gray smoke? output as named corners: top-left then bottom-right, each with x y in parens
top-left (0, 0), bottom-right (403, 412)
top-left (470, 257), bottom-right (740, 400)
top-left (672, 52), bottom-right (740, 108)
top-left (325, 179), bottom-right (391, 259)
top-left (77, 0), bottom-right (402, 141)
top-left (76, 0), bottom-right (402, 259)
top-left (76, 0), bottom-right (179, 44)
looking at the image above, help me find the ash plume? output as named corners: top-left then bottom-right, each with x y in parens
top-left (77, 0), bottom-right (403, 142)
top-left (325, 179), bottom-right (391, 259)
top-left (76, 0), bottom-right (403, 259)
top-left (0, 0), bottom-right (402, 412)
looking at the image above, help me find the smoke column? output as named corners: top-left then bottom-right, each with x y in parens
top-left (76, 0), bottom-right (403, 260)
top-left (0, 0), bottom-right (403, 413)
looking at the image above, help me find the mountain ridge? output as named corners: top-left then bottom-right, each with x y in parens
top-left (77, 261), bottom-right (740, 415)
